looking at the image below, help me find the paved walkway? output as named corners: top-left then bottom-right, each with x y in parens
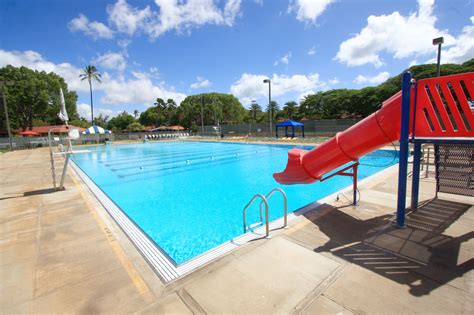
top-left (1, 147), bottom-right (473, 314)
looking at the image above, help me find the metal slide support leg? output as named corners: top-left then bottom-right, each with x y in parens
top-left (396, 72), bottom-right (412, 228)
top-left (353, 164), bottom-right (358, 205)
top-left (411, 142), bottom-right (422, 210)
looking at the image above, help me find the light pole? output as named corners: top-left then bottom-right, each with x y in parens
top-left (0, 80), bottom-right (14, 151)
top-left (200, 95), bottom-right (204, 133)
top-left (432, 37), bottom-right (444, 77)
top-left (263, 79), bottom-right (272, 137)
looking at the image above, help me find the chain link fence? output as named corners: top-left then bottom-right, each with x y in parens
top-left (196, 118), bottom-right (362, 138)
top-left (0, 119), bottom-right (361, 150)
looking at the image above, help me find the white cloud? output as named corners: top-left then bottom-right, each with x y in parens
top-left (106, 0), bottom-right (241, 39)
top-left (107, 0), bottom-right (152, 35)
top-left (77, 103), bottom-right (121, 121)
top-left (190, 76), bottom-right (212, 89)
top-left (307, 46), bottom-right (316, 55)
top-left (230, 73), bottom-right (325, 105)
top-left (68, 14), bottom-right (114, 40)
top-left (297, 90), bottom-right (315, 102)
top-left (99, 72), bottom-right (186, 106)
top-left (409, 59), bottom-right (419, 67)
top-left (328, 77), bottom-right (339, 85)
top-left (289, 0), bottom-right (334, 23)
top-left (223, 0), bottom-right (242, 26)
top-left (0, 49), bottom-right (86, 92)
top-left (0, 49), bottom-right (187, 107)
top-left (274, 52), bottom-right (292, 66)
top-left (335, 0), bottom-right (457, 67)
top-left (117, 39), bottom-right (131, 50)
top-left (93, 52), bottom-right (127, 71)
top-left (429, 23), bottom-right (474, 64)
top-left (353, 72), bottom-right (390, 85)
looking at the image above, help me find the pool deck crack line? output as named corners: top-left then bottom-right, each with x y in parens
top-left (177, 288), bottom-right (207, 314)
top-left (291, 262), bottom-right (347, 314)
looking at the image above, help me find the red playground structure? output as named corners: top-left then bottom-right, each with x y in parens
top-left (274, 71), bottom-right (474, 227)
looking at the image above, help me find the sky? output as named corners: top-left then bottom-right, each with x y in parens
top-left (0, 0), bottom-right (473, 120)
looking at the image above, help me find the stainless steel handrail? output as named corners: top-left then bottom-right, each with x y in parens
top-left (48, 126), bottom-right (74, 191)
top-left (243, 194), bottom-right (269, 238)
top-left (259, 188), bottom-right (288, 229)
top-left (48, 127), bottom-right (61, 190)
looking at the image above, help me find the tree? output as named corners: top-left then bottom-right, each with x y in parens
top-left (0, 65), bottom-right (79, 130)
top-left (283, 101), bottom-right (298, 120)
top-left (249, 102), bottom-right (262, 121)
top-left (139, 107), bottom-right (159, 127)
top-left (266, 100), bottom-right (280, 120)
top-left (166, 98), bottom-right (178, 124)
top-left (92, 114), bottom-right (108, 128)
top-left (107, 111), bottom-right (135, 131)
top-left (179, 93), bottom-right (246, 128)
top-left (79, 65), bottom-right (101, 123)
top-left (127, 122), bottom-right (144, 131)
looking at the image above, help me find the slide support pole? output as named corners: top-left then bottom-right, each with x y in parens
top-left (396, 71), bottom-right (412, 228)
top-left (411, 142), bottom-right (422, 210)
top-left (353, 163), bottom-right (358, 206)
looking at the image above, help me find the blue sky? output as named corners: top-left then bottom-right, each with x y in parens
top-left (1, 0), bottom-right (473, 120)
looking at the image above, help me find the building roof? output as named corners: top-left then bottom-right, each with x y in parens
top-left (150, 125), bottom-right (185, 131)
top-left (27, 125), bottom-right (86, 134)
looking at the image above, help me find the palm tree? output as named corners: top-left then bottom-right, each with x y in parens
top-left (79, 65), bottom-right (101, 123)
top-left (266, 100), bottom-right (280, 120)
top-left (283, 101), bottom-right (298, 120)
top-left (249, 102), bottom-right (261, 121)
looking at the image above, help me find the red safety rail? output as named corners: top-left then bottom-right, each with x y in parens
top-left (413, 72), bottom-right (474, 138)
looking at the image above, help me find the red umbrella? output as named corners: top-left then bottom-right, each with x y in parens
top-left (17, 130), bottom-right (40, 136)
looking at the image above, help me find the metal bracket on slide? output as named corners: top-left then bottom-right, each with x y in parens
top-left (320, 162), bottom-right (359, 206)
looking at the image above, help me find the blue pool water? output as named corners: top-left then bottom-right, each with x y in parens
top-left (72, 141), bottom-right (398, 265)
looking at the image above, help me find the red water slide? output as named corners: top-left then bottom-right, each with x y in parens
top-left (273, 72), bottom-right (474, 184)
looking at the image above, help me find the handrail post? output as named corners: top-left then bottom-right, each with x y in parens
top-left (48, 128), bottom-right (57, 189)
top-left (243, 194), bottom-right (269, 238)
top-left (259, 188), bottom-right (288, 229)
top-left (264, 201), bottom-right (269, 238)
top-left (244, 188), bottom-right (287, 238)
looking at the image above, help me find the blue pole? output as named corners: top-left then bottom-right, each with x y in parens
top-left (396, 71), bottom-right (412, 227)
top-left (410, 142), bottom-right (422, 209)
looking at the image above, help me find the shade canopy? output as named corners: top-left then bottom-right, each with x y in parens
top-left (17, 130), bottom-right (40, 136)
top-left (276, 120), bottom-right (304, 127)
top-left (82, 125), bottom-right (112, 135)
top-left (275, 120), bottom-right (305, 138)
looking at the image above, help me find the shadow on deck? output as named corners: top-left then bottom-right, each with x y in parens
top-left (306, 198), bottom-right (473, 296)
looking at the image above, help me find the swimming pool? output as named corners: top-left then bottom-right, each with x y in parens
top-left (72, 141), bottom-right (397, 268)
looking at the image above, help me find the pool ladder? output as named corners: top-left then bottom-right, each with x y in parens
top-left (243, 188), bottom-right (287, 238)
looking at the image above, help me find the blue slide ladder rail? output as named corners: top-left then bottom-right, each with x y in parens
top-left (396, 72), bottom-right (413, 227)
top-left (396, 71), bottom-right (474, 227)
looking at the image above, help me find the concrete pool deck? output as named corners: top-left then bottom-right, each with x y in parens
top-left (1, 145), bottom-right (473, 314)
